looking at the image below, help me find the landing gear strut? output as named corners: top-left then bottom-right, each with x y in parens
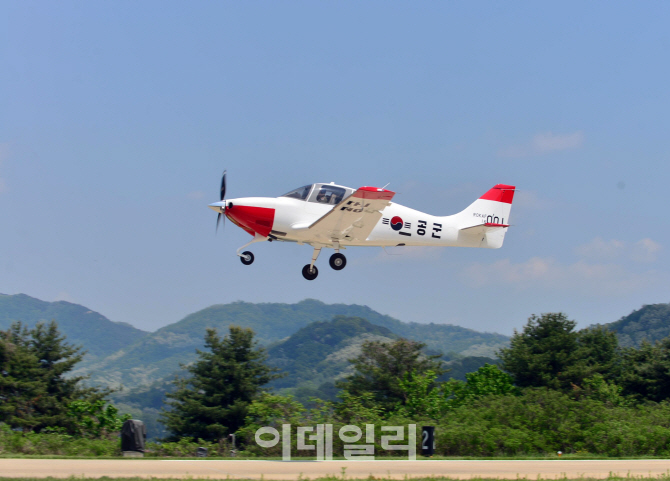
top-left (302, 246), bottom-right (322, 280)
top-left (302, 264), bottom-right (318, 280)
top-left (300, 245), bottom-right (348, 280)
top-left (236, 234), bottom-right (266, 266)
top-left (329, 253), bottom-right (346, 270)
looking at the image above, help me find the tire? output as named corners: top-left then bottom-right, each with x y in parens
top-left (240, 251), bottom-right (254, 265)
top-left (302, 264), bottom-right (318, 280)
top-left (329, 253), bottom-right (347, 271)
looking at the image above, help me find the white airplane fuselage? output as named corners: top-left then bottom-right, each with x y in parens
top-left (213, 182), bottom-right (514, 250)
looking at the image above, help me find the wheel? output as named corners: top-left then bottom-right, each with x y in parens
top-left (302, 264), bottom-right (319, 280)
top-left (329, 253), bottom-right (347, 271)
top-left (240, 251), bottom-right (254, 265)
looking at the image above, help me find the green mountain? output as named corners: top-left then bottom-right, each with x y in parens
top-left (604, 303), bottom-right (670, 347)
top-left (79, 299), bottom-right (509, 390)
top-left (265, 316), bottom-right (498, 403)
top-left (267, 316), bottom-right (398, 399)
top-left (0, 293), bottom-right (148, 359)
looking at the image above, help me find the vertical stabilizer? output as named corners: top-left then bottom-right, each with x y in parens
top-left (456, 184), bottom-right (516, 248)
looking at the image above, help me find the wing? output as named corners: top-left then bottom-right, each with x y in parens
top-left (308, 186), bottom-right (395, 243)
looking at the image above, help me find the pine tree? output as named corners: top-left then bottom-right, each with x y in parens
top-left (28, 321), bottom-right (110, 432)
top-left (498, 313), bottom-right (620, 391)
top-left (0, 321), bottom-right (111, 433)
top-left (0, 325), bottom-right (45, 431)
top-left (619, 337), bottom-right (670, 402)
top-left (160, 326), bottom-right (282, 441)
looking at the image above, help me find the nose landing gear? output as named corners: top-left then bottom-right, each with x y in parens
top-left (236, 233), bottom-right (267, 266)
top-left (240, 251), bottom-right (254, 265)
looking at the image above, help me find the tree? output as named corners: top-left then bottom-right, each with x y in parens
top-left (0, 325), bottom-right (45, 431)
top-left (395, 369), bottom-right (444, 419)
top-left (160, 326), bottom-right (282, 441)
top-left (0, 321), bottom-right (112, 433)
top-left (336, 338), bottom-right (444, 412)
top-left (237, 392), bottom-right (308, 452)
top-left (498, 313), bottom-right (620, 391)
top-left (28, 321), bottom-right (110, 432)
top-left (67, 399), bottom-right (132, 438)
top-left (395, 364), bottom-right (516, 420)
top-left (445, 364), bottom-right (516, 407)
top-left (619, 337), bottom-right (670, 402)
top-left (570, 326), bottom-right (621, 381)
top-left (578, 374), bottom-right (628, 407)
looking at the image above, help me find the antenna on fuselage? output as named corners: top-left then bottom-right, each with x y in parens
top-left (381, 182), bottom-right (390, 190)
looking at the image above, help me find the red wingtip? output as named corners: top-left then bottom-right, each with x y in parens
top-left (479, 184), bottom-right (515, 204)
top-left (354, 186), bottom-right (396, 200)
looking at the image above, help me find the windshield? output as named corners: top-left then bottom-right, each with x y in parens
top-left (309, 185), bottom-right (347, 205)
top-left (281, 184), bottom-right (313, 201)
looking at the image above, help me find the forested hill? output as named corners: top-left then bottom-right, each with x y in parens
top-left (0, 293), bottom-right (148, 359)
top-left (263, 315), bottom-right (498, 403)
top-left (78, 299), bottom-right (509, 390)
top-left (604, 303), bottom-right (670, 347)
top-left (267, 316), bottom-right (398, 399)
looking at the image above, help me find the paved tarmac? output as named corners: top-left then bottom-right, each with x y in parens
top-left (1, 458), bottom-right (669, 479)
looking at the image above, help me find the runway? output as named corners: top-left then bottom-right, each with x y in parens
top-left (0, 458), bottom-right (669, 479)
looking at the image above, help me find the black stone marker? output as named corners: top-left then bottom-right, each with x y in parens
top-left (421, 426), bottom-right (435, 456)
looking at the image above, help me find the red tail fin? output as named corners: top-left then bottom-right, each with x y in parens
top-left (479, 184), bottom-right (515, 204)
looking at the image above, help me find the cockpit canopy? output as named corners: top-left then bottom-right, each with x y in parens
top-left (281, 183), bottom-right (354, 205)
top-left (281, 185), bottom-right (312, 201)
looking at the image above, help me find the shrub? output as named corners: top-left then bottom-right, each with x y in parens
top-left (0, 423), bottom-right (120, 456)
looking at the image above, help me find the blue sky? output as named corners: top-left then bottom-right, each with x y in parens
top-left (2, 1), bottom-right (669, 334)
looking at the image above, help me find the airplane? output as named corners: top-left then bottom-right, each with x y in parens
top-left (208, 172), bottom-right (515, 280)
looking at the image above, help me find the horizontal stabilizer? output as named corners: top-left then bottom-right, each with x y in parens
top-left (461, 222), bottom-right (510, 232)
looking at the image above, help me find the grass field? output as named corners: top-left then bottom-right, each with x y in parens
top-left (1, 454), bottom-right (670, 460)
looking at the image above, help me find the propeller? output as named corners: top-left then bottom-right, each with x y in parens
top-left (220, 169), bottom-right (227, 201)
top-left (216, 170), bottom-right (227, 233)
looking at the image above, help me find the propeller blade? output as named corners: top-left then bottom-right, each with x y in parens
top-left (220, 170), bottom-right (227, 201)
top-left (216, 209), bottom-right (227, 234)
top-left (215, 170), bottom-right (227, 234)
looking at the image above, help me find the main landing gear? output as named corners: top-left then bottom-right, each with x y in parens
top-left (329, 253), bottom-right (346, 270)
top-left (302, 264), bottom-right (318, 280)
top-left (301, 247), bottom-right (347, 280)
top-left (235, 235), bottom-right (346, 281)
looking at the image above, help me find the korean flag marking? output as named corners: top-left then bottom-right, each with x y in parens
top-left (390, 216), bottom-right (404, 231)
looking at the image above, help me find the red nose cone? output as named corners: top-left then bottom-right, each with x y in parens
top-left (226, 205), bottom-right (275, 237)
